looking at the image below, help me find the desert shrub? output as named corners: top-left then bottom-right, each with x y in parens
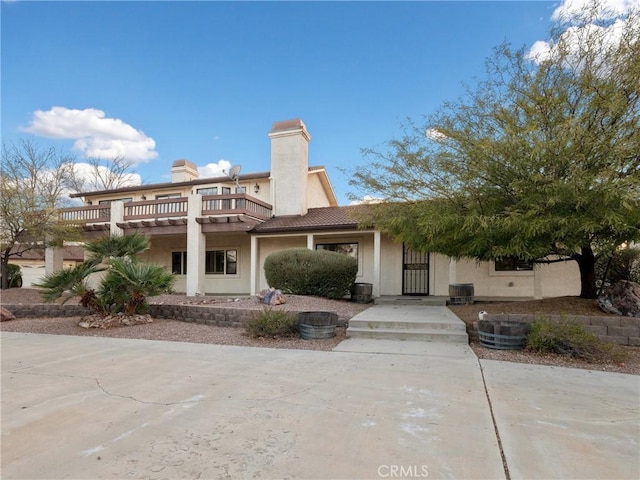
top-left (246, 308), bottom-right (299, 338)
top-left (264, 248), bottom-right (358, 299)
top-left (526, 316), bottom-right (627, 362)
top-left (3, 264), bottom-right (23, 288)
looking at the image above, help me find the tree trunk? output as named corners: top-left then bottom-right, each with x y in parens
top-left (574, 246), bottom-right (598, 299)
top-left (0, 256), bottom-right (9, 290)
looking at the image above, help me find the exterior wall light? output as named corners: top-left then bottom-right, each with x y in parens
top-left (253, 183), bottom-right (260, 194)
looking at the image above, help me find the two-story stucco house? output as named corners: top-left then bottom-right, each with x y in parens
top-left (53, 118), bottom-right (580, 299)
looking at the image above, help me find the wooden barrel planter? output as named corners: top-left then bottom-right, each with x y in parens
top-left (298, 311), bottom-right (338, 340)
top-left (478, 320), bottom-right (531, 350)
top-left (449, 283), bottom-right (475, 305)
top-left (351, 283), bottom-right (373, 304)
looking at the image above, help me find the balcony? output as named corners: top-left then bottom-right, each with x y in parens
top-left (59, 194), bottom-right (272, 234)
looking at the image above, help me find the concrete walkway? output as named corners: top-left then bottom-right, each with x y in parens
top-left (1, 305), bottom-right (639, 480)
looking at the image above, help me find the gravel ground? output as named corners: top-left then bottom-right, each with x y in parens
top-left (0, 289), bottom-right (367, 351)
top-left (450, 297), bottom-right (640, 376)
top-left (2, 289), bottom-right (638, 374)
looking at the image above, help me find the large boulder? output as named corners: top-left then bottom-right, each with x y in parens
top-left (598, 280), bottom-right (640, 317)
top-left (1, 307), bottom-right (16, 322)
top-left (256, 288), bottom-right (286, 306)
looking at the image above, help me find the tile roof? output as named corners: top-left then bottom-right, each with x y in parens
top-left (252, 205), bottom-right (371, 233)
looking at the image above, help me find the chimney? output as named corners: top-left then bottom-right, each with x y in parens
top-left (171, 159), bottom-right (199, 183)
top-left (268, 119), bottom-right (310, 216)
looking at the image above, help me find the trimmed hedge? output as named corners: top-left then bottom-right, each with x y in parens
top-left (264, 248), bottom-right (358, 299)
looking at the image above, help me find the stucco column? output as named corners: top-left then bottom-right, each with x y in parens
top-left (250, 235), bottom-right (258, 295)
top-left (109, 201), bottom-right (125, 236)
top-left (186, 194), bottom-right (205, 296)
top-left (45, 247), bottom-right (64, 276)
top-left (449, 257), bottom-right (457, 285)
top-left (373, 231), bottom-right (381, 297)
top-left (533, 265), bottom-right (543, 299)
top-left (306, 234), bottom-right (314, 250)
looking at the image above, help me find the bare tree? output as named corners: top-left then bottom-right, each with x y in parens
top-left (0, 138), bottom-right (80, 289)
top-left (67, 155), bottom-right (140, 193)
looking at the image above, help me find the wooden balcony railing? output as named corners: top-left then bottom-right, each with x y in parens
top-left (59, 205), bottom-right (111, 223)
top-left (58, 193), bottom-right (272, 226)
top-left (124, 198), bottom-right (188, 220)
top-left (201, 194), bottom-right (272, 220)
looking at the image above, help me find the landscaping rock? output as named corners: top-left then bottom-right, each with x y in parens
top-left (598, 280), bottom-right (640, 317)
top-left (256, 288), bottom-right (286, 306)
top-left (1, 307), bottom-right (16, 322)
top-left (78, 314), bottom-right (154, 329)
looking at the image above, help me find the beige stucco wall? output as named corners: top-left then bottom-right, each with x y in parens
top-left (305, 173), bottom-right (333, 209)
top-left (143, 233), bottom-right (251, 295)
top-left (430, 254), bottom-right (581, 298)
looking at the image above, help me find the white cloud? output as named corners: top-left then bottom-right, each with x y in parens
top-left (24, 107), bottom-right (157, 164)
top-left (528, 0), bottom-right (638, 63)
top-left (552, 0), bottom-right (638, 22)
top-left (198, 159), bottom-right (232, 178)
top-left (425, 128), bottom-right (447, 142)
top-left (350, 195), bottom-right (383, 205)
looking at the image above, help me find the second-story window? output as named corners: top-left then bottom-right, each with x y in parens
top-left (197, 187), bottom-right (218, 195)
top-left (235, 186), bottom-right (246, 209)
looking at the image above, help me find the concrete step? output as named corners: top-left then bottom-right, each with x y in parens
top-left (346, 327), bottom-right (469, 343)
top-left (349, 318), bottom-right (466, 332)
top-left (375, 296), bottom-right (448, 306)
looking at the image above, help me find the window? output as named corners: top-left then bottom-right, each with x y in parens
top-left (206, 249), bottom-right (238, 275)
top-left (156, 193), bottom-right (181, 200)
top-left (235, 186), bottom-right (246, 209)
top-left (316, 243), bottom-right (358, 260)
top-left (495, 257), bottom-right (533, 272)
top-left (221, 187), bottom-right (231, 209)
top-left (197, 187), bottom-right (218, 196)
top-left (98, 197), bottom-right (132, 204)
top-left (172, 252), bottom-right (187, 275)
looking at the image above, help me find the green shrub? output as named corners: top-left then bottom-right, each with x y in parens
top-left (526, 316), bottom-right (628, 362)
top-left (245, 308), bottom-right (299, 338)
top-left (2, 264), bottom-right (23, 288)
top-left (264, 248), bottom-right (358, 299)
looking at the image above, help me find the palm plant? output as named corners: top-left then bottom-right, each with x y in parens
top-left (84, 232), bottom-right (149, 261)
top-left (99, 257), bottom-right (175, 315)
top-left (34, 259), bottom-right (104, 306)
top-left (36, 233), bottom-right (174, 316)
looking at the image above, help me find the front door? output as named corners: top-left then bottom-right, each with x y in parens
top-left (402, 244), bottom-right (429, 295)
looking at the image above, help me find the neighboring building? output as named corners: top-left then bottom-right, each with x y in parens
top-left (10, 245), bottom-right (84, 288)
top-left (53, 119), bottom-right (580, 299)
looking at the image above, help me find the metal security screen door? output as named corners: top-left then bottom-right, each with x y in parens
top-left (402, 244), bottom-right (429, 295)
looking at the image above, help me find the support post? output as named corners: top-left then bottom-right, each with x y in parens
top-left (250, 235), bottom-right (258, 295)
top-left (373, 231), bottom-right (381, 297)
top-left (186, 194), bottom-right (205, 296)
top-left (109, 201), bottom-right (125, 236)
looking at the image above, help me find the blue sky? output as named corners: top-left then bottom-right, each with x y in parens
top-left (1, 1), bottom-right (572, 204)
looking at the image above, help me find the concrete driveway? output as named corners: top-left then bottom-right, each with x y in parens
top-left (2, 331), bottom-right (639, 480)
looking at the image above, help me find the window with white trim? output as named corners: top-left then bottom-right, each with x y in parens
top-left (205, 249), bottom-right (237, 275)
top-left (495, 257), bottom-right (533, 271)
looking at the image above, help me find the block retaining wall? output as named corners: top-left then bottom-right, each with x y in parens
top-left (3, 304), bottom-right (348, 328)
top-left (472, 313), bottom-right (640, 346)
